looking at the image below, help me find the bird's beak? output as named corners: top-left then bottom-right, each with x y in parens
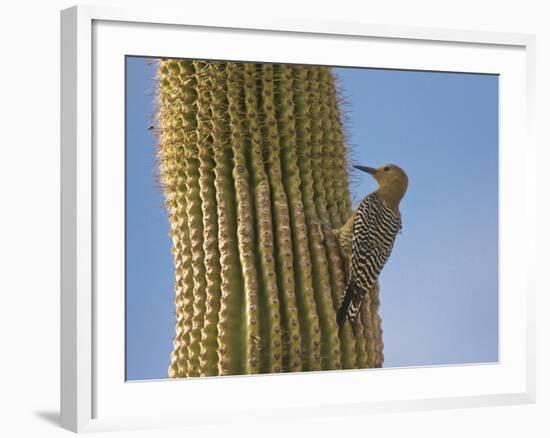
top-left (353, 165), bottom-right (377, 175)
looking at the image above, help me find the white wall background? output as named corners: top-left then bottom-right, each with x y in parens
top-left (0, 1), bottom-right (547, 436)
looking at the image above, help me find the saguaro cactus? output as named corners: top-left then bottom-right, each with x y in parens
top-left (156, 59), bottom-right (381, 377)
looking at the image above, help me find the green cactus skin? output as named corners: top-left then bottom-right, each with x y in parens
top-left (181, 63), bottom-right (207, 378)
top-left (369, 281), bottom-right (384, 367)
top-left (158, 60), bottom-right (197, 378)
top-left (243, 64), bottom-right (284, 373)
top-left (170, 189), bottom-right (194, 377)
top-left (361, 286), bottom-right (376, 368)
top-left (276, 65), bottom-right (323, 371)
top-left (310, 67), bottom-right (359, 370)
top-left (157, 68), bottom-right (185, 378)
top-left (260, 64), bottom-right (303, 373)
top-left (292, 66), bottom-right (342, 370)
top-left (319, 68), bottom-right (371, 368)
top-left (325, 72), bottom-right (354, 226)
top-left (194, 62), bottom-right (223, 377)
top-left (318, 68), bottom-right (364, 368)
top-left (352, 311), bottom-right (369, 368)
top-left (317, 68), bottom-right (342, 228)
top-left (210, 64), bottom-right (245, 376)
top-left (158, 59), bottom-right (384, 377)
top-left (226, 63), bottom-right (262, 375)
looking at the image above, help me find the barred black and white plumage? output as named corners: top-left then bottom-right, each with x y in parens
top-left (336, 192), bottom-right (402, 327)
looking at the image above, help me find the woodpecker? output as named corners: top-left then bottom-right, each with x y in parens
top-left (336, 163), bottom-right (408, 328)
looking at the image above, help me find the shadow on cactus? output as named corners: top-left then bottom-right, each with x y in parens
top-left (156, 59), bottom-right (383, 378)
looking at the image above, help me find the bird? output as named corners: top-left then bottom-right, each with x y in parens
top-left (336, 163), bottom-right (408, 328)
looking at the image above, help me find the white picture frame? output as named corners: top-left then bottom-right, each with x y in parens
top-left (60, 4), bottom-right (536, 433)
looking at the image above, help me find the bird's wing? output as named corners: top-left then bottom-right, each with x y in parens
top-left (347, 194), bottom-right (401, 317)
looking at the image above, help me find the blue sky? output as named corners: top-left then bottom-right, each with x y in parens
top-left (126, 57), bottom-right (498, 380)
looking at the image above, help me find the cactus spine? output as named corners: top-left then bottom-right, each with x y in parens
top-left (157, 60), bottom-right (383, 377)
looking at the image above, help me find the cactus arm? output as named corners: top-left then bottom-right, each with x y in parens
top-left (260, 64), bottom-right (303, 373)
top-left (276, 65), bottom-right (322, 371)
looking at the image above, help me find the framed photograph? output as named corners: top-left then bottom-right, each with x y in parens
top-left (61, 5), bottom-right (536, 433)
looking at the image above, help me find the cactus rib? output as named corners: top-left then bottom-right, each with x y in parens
top-left (243, 63), bottom-right (283, 373)
top-left (226, 63), bottom-right (261, 374)
top-left (259, 64), bottom-right (303, 373)
top-left (292, 65), bottom-right (342, 370)
top-left (275, 65), bottom-right (322, 371)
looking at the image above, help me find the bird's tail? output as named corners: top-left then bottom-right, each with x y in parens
top-left (336, 280), bottom-right (355, 328)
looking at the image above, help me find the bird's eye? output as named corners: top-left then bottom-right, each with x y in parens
top-left (383, 166), bottom-right (390, 172)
